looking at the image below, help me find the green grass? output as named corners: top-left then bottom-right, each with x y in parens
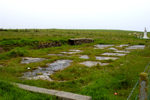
top-left (0, 29), bottom-right (150, 100)
top-left (0, 80), bottom-right (56, 100)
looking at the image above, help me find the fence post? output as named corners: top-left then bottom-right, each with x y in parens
top-left (139, 72), bottom-right (148, 100)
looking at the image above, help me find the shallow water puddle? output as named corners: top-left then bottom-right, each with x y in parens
top-left (101, 53), bottom-right (126, 56)
top-left (22, 60), bottom-right (73, 81)
top-left (61, 49), bottom-right (82, 54)
top-left (94, 44), bottom-right (114, 49)
top-left (21, 57), bottom-right (46, 64)
top-left (80, 61), bottom-right (109, 67)
top-left (79, 55), bottom-right (89, 59)
top-left (96, 56), bottom-right (118, 60)
top-left (126, 45), bottom-right (145, 50)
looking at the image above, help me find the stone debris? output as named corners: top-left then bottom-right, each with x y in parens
top-left (126, 45), bottom-right (145, 50)
top-left (79, 55), bottom-right (89, 59)
top-left (80, 61), bottom-right (109, 67)
top-left (61, 49), bottom-right (82, 54)
top-left (101, 53), bottom-right (126, 56)
top-left (23, 60), bottom-right (72, 81)
top-left (94, 44), bottom-right (114, 49)
top-left (21, 57), bottom-right (46, 64)
top-left (116, 44), bottom-right (129, 48)
top-left (96, 56), bottom-right (118, 60)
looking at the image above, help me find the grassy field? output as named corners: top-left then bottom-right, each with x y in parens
top-left (0, 29), bottom-right (150, 100)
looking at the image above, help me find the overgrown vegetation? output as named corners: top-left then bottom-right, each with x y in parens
top-left (0, 29), bottom-right (150, 100)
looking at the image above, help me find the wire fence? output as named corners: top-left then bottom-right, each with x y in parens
top-left (127, 62), bottom-right (150, 100)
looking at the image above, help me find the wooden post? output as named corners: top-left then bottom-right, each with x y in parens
top-left (139, 72), bottom-right (148, 100)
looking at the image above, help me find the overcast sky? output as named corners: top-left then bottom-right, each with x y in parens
top-left (0, 0), bottom-right (150, 31)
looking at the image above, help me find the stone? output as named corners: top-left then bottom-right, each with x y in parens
top-left (101, 53), bottom-right (126, 56)
top-left (109, 47), bottom-right (118, 51)
top-left (68, 38), bottom-right (94, 45)
top-left (21, 57), bottom-right (46, 64)
top-left (94, 44), bottom-right (114, 49)
top-left (80, 61), bottom-right (109, 67)
top-left (115, 50), bottom-right (130, 53)
top-left (126, 45), bottom-right (145, 50)
top-left (96, 56), bottom-right (118, 60)
top-left (116, 44), bottom-right (129, 48)
top-left (79, 55), bottom-right (89, 59)
top-left (143, 27), bottom-right (149, 39)
top-left (23, 60), bottom-right (73, 81)
top-left (61, 49), bottom-right (82, 54)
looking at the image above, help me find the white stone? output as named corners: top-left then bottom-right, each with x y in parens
top-left (79, 55), bottom-right (89, 59)
top-left (23, 60), bottom-right (73, 81)
top-left (143, 27), bottom-right (149, 39)
top-left (126, 45), bottom-right (145, 50)
top-left (61, 49), bottom-right (82, 54)
top-left (94, 44), bottom-right (114, 49)
top-left (116, 44), bottom-right (129, 48)
top-left (96, 56), bottom-right (118, 60)
top-left (101, 53), bottom-right (126, 56)
top-left (21, 57), bottom-right (46, 64)
top-left (80, 61), bottom-right (109, 67)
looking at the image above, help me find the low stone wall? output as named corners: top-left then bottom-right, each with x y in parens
top-left (68, 38), bottom-right (94, 45)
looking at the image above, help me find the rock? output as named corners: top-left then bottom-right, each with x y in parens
top-left (68, 38), bottom-right (94, 45)
top-left (80, 61), bottom-right (109, 67)
top-left (126, 45), bottom-right (145, 50)
top-left (101, 53), bottom-right (126, 56)
top-left (96, 56), bottom-right (118, 60)
top-left (94, 44), bottom-right (114, 49)
top-left (61, 49), bottom-right (82, 54)
top-left (22, 60), bottom-right (73, 81)
top-left (21, 57), bottom-right (46, 64)
top-left (79, 55), bottom-right (89, 59)
top-left (116, 44), bottom-right (129, 48)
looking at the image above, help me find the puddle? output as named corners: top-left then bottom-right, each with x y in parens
top-left (126, 45), bottom-right (145, 50)
top-left (80, 61), bottom-right (109, 67)
top-left (96, 56), bottom-right (118, 60)
top-left (21, 57), bottom-right (46, 64)
top-left (116, 44), bottom-right (129, 48)
top-left (61, 49), bottom-right (82, 54)
top-left (94, 44), bottom-right (114, 49)
top-left (101, 53), bottom-right (126, 56)
top-left (79, 55), bottom-right (89, 59)
top-left (22, 60), bottom-right (73, 81)
top-left (48, 54), bottom-right (64, 56)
